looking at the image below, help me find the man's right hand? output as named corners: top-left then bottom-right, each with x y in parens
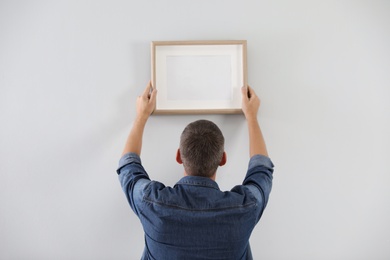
top-left (241, 86), bottom-right (260, 120)
top-left (241, 85), bottom-right (268, 157)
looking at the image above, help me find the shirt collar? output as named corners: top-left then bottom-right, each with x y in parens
top-left (175, 176), bottom-right (220, 190)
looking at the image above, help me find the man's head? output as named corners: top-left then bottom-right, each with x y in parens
top-left (177, 120), bottom-right (226, 178)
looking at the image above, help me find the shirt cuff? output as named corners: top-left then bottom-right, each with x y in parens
top-left (116, 152), bottom-right (142, 174)
top-left (248, 154), bottom-right (274, 170)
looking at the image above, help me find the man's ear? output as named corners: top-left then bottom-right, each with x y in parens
top-left (176, 149), bottom-right (183, 164)
top-left (219, 152), bottom-right (227, 166)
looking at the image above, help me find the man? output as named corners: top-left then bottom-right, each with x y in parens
top-left (117, 81), bottom-right (274, 259)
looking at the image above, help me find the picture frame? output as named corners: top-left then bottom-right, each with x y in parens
top-left (151, 40), bottom-right (247, 114)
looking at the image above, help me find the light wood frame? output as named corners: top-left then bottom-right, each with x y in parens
top-left (151, 40), bottom-right (247, 114)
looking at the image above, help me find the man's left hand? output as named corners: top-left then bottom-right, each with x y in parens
top-left (136, 81), bottom-right (157, 120)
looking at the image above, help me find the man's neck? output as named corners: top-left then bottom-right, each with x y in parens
top-left (184, 172), bottom-right (216, 181)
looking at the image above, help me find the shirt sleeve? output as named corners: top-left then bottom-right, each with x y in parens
top-left (243, 154), bottom-right (274, 222)
top-left (117, 152), bottom-right (151, 216)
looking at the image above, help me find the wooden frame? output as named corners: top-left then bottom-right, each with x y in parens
top-left (151, 40), bottom-right (247, 114)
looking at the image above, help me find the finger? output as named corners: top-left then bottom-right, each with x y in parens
top-left (142, 80), bottom-right (153, 98)
top-left (247, 85), bottom-right (254, 98)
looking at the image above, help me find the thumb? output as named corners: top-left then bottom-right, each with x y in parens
top-left (241, 86), bottom-right (248, 99)
top-left (149, 87), bottom-right (157, 102)
top-left (143, 80), bottom-right (153, 98)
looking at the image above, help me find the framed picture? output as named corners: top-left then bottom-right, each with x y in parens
top-left (151, 40), bottom-right (247, 114)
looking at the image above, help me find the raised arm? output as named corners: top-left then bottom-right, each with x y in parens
top-left (121, 81), bottom-right (157, 156)
top-left (241, 86), bottom-right (268, 157)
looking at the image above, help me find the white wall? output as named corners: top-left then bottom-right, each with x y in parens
top-left (1, 1), bottom-right (389, 259)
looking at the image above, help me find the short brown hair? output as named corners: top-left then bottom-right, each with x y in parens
top-left (179, 120), bottom-right (225, 177)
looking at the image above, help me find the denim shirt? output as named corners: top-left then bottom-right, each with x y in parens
top-left (117, 153), bottom-right (274, 260)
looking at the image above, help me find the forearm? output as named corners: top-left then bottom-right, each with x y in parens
top-left (122, 116), bottom-right (148, 156)
top-left (247, 116), bottom-right (268, 157)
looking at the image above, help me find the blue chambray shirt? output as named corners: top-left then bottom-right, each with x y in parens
top-left (117, 153), bottom-right (274, 260)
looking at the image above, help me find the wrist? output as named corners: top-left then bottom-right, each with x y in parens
top-left (245, 114), bottom-right (258, 123)
top-left (135, 114), bottom-right (149, 125)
